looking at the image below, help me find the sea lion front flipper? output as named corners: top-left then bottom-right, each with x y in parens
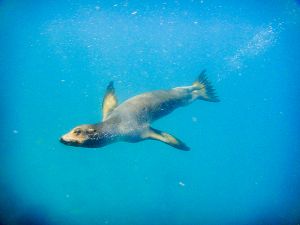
top-left (102, 81), bottom-right (118, 121)
top-left (144, 127), bottom-right (190, 151)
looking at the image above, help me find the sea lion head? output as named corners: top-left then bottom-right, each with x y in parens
top-left (60, 124), bottom-right (112, 148)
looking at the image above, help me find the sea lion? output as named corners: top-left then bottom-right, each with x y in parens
top-left (60, 70), bottom-right (219, 150)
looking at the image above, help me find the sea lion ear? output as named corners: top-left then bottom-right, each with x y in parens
top-left (102, 81), bottom-right (118, 121)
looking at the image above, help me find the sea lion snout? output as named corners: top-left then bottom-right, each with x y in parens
top-left (60, 136), bottom-right (72, 146)
top-left (59, 136), bottom-right (66, 144)
top-left (60, 134), bottom-right (82, 146)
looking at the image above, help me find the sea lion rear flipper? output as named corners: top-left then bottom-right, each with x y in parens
top-left (102, 81), bottom-right (118, 121)
top-left (144, 127), bottom-right (190, 151)
top-left (192, 70), bottom-right (220, 102)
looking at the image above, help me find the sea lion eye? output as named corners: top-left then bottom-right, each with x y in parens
top-left (74, 129), bottom-right (81, 135)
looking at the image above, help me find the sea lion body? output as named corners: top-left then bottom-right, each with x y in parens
top-left (105, 89), bottom-right (190, 140)
top-left (60, 71), bottom-right (219, 150)
top-left (110, 89), bottom-right (188, 122)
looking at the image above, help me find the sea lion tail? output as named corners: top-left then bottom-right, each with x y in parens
top-left (192, 70), bottom-right (220, 102)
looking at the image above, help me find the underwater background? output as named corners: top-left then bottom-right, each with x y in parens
top-left (1, 0), bottom-right (300, 224)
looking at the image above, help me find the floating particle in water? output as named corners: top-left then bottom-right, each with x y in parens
top-left (60, 79), bottom-right (66, 83)
top-left (131, 11), bottom-right (138, 15)
top-left (95, 6), bottom-right (100, 11)
top-left (179, 181), bottom-right (185, 187)
top-left (13, 130), bottom-right (19, 134)
top-left (192, 116), bottom-right (198, 123)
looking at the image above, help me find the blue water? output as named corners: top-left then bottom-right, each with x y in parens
top-left (1, 1), bottom-right (300, 224)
